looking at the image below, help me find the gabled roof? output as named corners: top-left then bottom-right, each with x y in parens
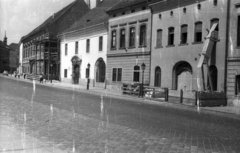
top-left (63, 0), bottom-right (119, 34)
top-left (22, 0), bottom-right (89, 41)
top-left (106, 0), bottom-right (147, 13)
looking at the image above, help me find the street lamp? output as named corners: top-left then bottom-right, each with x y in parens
top-left (141, 63), bottom-right (146, 97)
top-left (86, 63), bottom-right (90, 90)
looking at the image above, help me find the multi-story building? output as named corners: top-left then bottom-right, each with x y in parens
top-left (9, 43), bottom-right (20, 73)
top-left (106, 0), bottom-right (151, 90)
top-left (148, 0), bottom-right (228, 92)
top-left (59, 0), bottom-right (118, 87)
top-left (21, 0), bottom-right (89, 80)
top-left (226, 0), bottom-right (240, 107)
top-left (0, 34), bottom-right (10, 73)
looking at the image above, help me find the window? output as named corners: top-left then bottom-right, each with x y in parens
top-left (120, 29), bottom-right (125, 48)
top-left (122, 12), bottom-right (125, 15)
top-left (197, 3), bottom-right (201, 10)
top-left (154, 67), bottom-right (161, 87)
top-left (195, 22), bottom-right (202, 42)
top-left (170, 11), bottom-right (173, 17)
top-left (183, 8), bottom-right (186, 14)
top-left (75, 41), bottom-right (78, 54)
top-left (236, 75), bottom-right (240, 95)
top-left (237, 16), bottom-right (240, 47)
top-left (159, 14), bottom-right (161, 19)
top-left (65, 44), bottom-right (68, 56)
top-left (133, 66), bottom-right (140, 82)
top-left (113, 14), bottom-right (116, 17)
top-left (99, 36), bottom-right (103, 51)
top-left (64, 69), bottom-right (67, 78)
top-left (111, 30), bottom-right (117, 49)
top-left (180, 25), bottom-right (188, 44)
top-left (211, 19), bottom-right (219, 32)
top-left (168, 27), bottom-right (174, 45)
top-left (156, 29), bottom-right (163, 47)
top-left (139, 25), bottom-right (146, 47)
top-left (86, 68), bottom-right (90, 78)
top-left (213, 0), bottom-right (217, 6)
top-left (129, 27), bottom-right (135, 47)
top-left (142, 7), bottom-right (146, 10)
top-left (86, 39), bottom-right (90, 53)
top-left (131, 9), bottom-right (135, 13)
top-left (112, 68), bottom-right (122, 82)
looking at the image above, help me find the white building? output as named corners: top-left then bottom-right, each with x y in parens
top-left (59, 0), bottom-right (117, 87)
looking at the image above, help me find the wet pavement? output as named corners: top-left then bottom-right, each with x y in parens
top-left (0, 76), bottom-right (240, 153)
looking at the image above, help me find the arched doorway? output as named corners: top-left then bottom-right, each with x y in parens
top-left (172, 61), bottom-right (192, 91)
top-left (154, 66), bottom-right (161, 87)
top-left (207, 65), bottom-right (218, 91)
top-left (95, 58), bottom-right (106, 83)
top-left (71, 56), bottom-right (81, 84)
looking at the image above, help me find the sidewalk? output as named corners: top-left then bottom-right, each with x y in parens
top-left (2, 74), bottom-right (240, 117)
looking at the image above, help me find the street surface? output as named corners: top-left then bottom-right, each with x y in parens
top-left (0, 76), bottom-right (240, 153)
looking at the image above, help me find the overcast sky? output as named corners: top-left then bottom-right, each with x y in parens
top-left (0, 0), bottom-right (75, 45)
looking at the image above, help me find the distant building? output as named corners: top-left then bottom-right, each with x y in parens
top-left (9, 43), bottom-right (20, 73)
top-left (20, 0), bottom-right (90, 80)
top-left (0, 36), bottom-right (10, 73)
top-left (148, 0), bottom-right (228, 92)
top-left (59, 0), bottom-right (118, 87)
top-left (106, 0), bottom-right (151, 90)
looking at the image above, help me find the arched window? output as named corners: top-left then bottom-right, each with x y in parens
top-left (154, 66), bottom-right (161, 87)
top-left (133, 65), bottom-right (140, 82)
top-left (139, 25), bottom-right (146, 47)
top-left (111, 30), bottom-right (117, 49)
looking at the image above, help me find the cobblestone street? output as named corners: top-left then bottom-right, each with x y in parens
top-left (0, 77), bottom-right (240, 153)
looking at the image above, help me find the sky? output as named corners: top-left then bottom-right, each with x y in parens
top-left (0, 0), bottom-right (76, 45)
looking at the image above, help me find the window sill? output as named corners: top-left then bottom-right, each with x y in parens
top-left (192, 42), bottom-right (203, 45)
top-left (178, 43), bottom-right (188, 46)
top-left (119, 47), bottom-right (127, 50)
top-left (166, 45), bottom-right (175, 48)
top-left (138, 45), bottom-right (147, 48)
top-left (155, 46), bottom-right (163, 49)
top-left (128, 46), bottom-right (136, 49)
top-left (110, 48), bottom-right (117, 51)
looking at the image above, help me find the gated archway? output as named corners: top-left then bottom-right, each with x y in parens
top-left (172, 61), bottom-right (192, 91)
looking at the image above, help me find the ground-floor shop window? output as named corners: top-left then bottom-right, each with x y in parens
top-left (112, 68), bottom-right (122, 82)
top-left (235, 75), bottom-right (240, 95)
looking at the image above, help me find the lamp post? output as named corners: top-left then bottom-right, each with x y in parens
top-left (141, 63), bottom-right (146, 97)
top-left (87, 63), bottom-right (90, 90)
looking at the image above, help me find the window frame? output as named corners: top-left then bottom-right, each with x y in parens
top-left (65, 44), bottom-right (68, 56)
top-left (119, 28), bottom-right (126, 48)
top-left (156, 29), bottom-right (163, 47)
top-left (180, 24), bottom-right (188, 44)
top-left (168, 27), bottom-right (175, 46)
top-left (139, 24), bottom-right (147, 47)
top-left (129, 26), bottom-right (136, 48)
top-left (237, 16), bottom-right (240, 47)
top-left (75, 41), bottom-right (78, 54)
top-left (112, 68), bottom-right (122, 82)
top-left (99, 36), bottom-right (103, 51)
top-left (86, 39), bottom-right (90, 53)
top-left (194, 21), bottom-right (203, 43)
top-left (133, 65), bottom-right (140, 82)
top-left (111, 30), bottom-right (117, 49)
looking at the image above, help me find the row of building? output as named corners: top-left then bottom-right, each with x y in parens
top-left (18, 0), bottom-right (240, 106)
top-left (0, 33), bottom-right (19, 74)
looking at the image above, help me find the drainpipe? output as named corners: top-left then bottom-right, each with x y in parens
top-left (224, 0), bottom-right (231, 93)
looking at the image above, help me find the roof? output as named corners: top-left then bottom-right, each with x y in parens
top-left (22, 0), bottom-right (89, 41)
top-left (0, 41), bottom-right (11, 50)
top-left (9, 43), bottom-right (20, 52)
top-left (63, 0), bottom-right (119, 34)
top-left (106, 0), bottom-right (147, 13)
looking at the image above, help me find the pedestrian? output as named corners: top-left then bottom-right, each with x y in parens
top-left (39, 74), bottom-right (43, 83)
top-left (24, 73), bottom-right (26, 79)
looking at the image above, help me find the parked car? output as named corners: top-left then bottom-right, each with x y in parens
top-left (3, 71), bottom-right (8, 76)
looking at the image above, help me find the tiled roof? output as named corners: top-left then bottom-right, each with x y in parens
top-left (63, 0), bottom-right (119, 34)
top-left (106, 0), bottom-right (147, 13)
top-left (22, 0), bottom-right (89, 41)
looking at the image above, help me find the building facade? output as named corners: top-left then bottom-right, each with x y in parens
top-left (106, 0), bottom-right (151, 90)
top-left (226, 0), bottom-right (240, 106)
top-left (0, 38), bottom-right (10, 73)
top-left (9, 43), bottom-right (20, 73)
top-left (59, 0), bottom-right (117, 87)
top-left (21, 0), bottom-right (89, 80)
top-left (148, 0), bottom-right (228, 92)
